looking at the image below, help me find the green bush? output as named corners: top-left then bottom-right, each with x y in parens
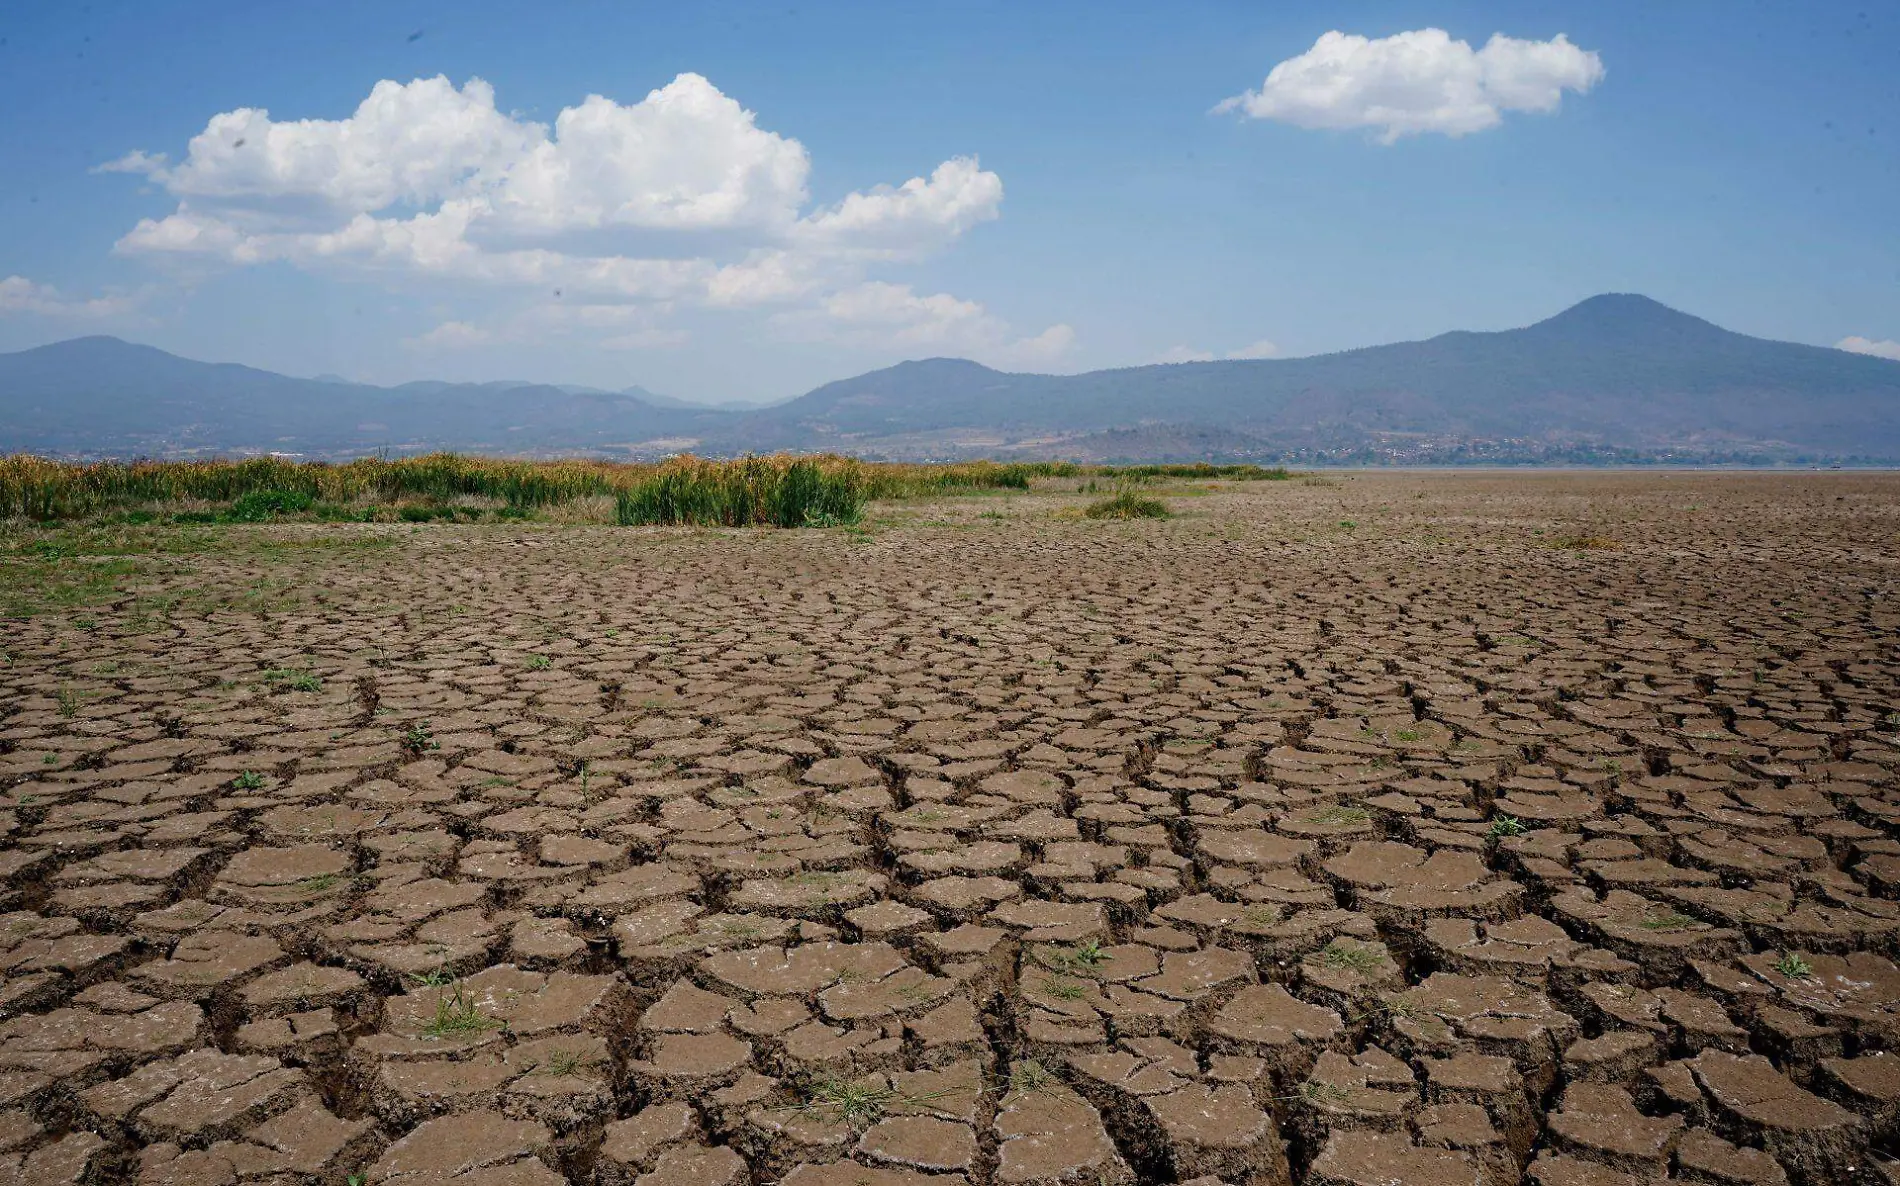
top-left (1084, 491), bottom-right (1171, 520)
top-left (227, 489), bottom-right (315, 521)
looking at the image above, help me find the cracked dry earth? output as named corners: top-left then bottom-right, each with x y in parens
top-left (2, 472), bottom-right (1899, 1186)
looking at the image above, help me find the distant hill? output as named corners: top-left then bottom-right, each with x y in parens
top-left (0, 336), bottom-right (718, 456)
top-left (3, 295), bottom-right (1897, 461)
top-left (736, 295), bottom-right (1900, 460)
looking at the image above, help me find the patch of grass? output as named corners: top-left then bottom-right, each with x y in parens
top-left (1556, 534), bottom-right (1620, 551)
top-left (1316, 939), bottom-right (1383, 973)
top-left (1305, 804), bottom-right (1371, 827)
top-left (263, 667), bottom-right (322, 693)
top-left (1004, 1060), bottom-right (1057, 1101)
top-left (231, 770), bottom-right (267, 790)
top-left (1300, 1079), bottom-right (1355, 1105)
top-left (227, 489), bottom-right (315, 521)
top-left (532, 1047), bottom-right (596, 1077)
top-left (1637, 909), bottom-right (1700, 932)
top-left (1084, 489), bottom-right (1171, 520)
top-left (1039, 977), bottom-right (1088, 1000)
top-left (525, 654), bottom-right (552, 671)
top-left (1037, 939), bottom-right (1110, 972)
top-left (616, 456), bottom-right (866, 528)
top-left (793, 1079), bottom-right (897, 1127)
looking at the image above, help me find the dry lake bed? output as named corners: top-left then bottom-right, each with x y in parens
top-left (2, 471), bottom-right (1898, 1186)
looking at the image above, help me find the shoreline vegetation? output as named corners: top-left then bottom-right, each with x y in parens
top-left (0, 453), bottom-right (1291, 526)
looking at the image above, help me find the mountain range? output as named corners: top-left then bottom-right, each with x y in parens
top-left (4, 294), bottom-right (1897, 464)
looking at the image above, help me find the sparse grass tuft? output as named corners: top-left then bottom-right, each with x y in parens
top-left (790, 1079), bottom-right (895, 1127)
top-left (263, 667), bottom-right (322, 693)
top-left (1637, 909), bottom-right (1700, 932)
top-left (1315, 938), bottom-right (1383, 973)
top-left (420, 981), bottom-right (504, 1039)
top-left (56, 684), bottom-right (86, 717)
top-left (1005, 1060), bottom-right (1057, 1100)
top-left (1305, 804), bottom-right (1371, 827)
top-left (533, 1047), bottom-right (596, 1077)
top-left (232, 770), bottom-right (266, 790)
top-left (1037, 939), bottom-right (1110, 972)
top-left (1084, 488), bottom-right (1171, 520)
top-left (1301, 1079), bottom-right (1355, 1105)
top-left (1555, 534), bottom-right (1620, 550)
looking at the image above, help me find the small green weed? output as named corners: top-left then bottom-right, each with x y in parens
top-left (1486, 815), bottom-right (1527, 839)
top-left (1772, 951), bottom-right (1813, 979)
top-left (56, 684), bottom-right (86, 718)
top-left (403, 722), bottom-right (440, 754)
top-left (232, 770), bottom-right (266, 790)
top-left (263, 668), bottom-right (322, 693)
top-left (1038, 939), bottom-right (1110, 972)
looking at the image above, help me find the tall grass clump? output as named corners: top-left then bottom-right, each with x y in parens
top-left (1, 451), bottom-right (1280, 523)
top-left (1084, 479), bottom-right (1171, 520)
top-left (1114, 463), bottom-right (1291, 480)
top-left (0, 453), bottom-right (622, 519)
top-left (614, 456), bottom-right (865, 527)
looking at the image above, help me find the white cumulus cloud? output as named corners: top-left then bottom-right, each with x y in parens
top-left (1153, 338), bottom-right (1281, 364)
top-left (404, 320), bottom-right (489, 349)
top-left (773, 280), bottom-right (1073, 367)
top-left (1837, 335), bottom-right (1900, 362)
top-left (103, 73), bottom-right (1034, 355)
top-left (1225, 338), bottom-right (1280, 359)
top-left (0, 275), bottom-right (142, 318)
top-left (1216, 29), bottom-right (1604, 142)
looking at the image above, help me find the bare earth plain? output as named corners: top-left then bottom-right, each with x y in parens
top-left (2, 471), bottom-right (1899, 1186)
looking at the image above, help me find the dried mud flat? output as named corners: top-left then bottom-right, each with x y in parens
top-left (2, 471), bottom-right (1899, 1186)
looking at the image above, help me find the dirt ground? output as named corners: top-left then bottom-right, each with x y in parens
top-left (2, 470), bottom-right (1898, 1186)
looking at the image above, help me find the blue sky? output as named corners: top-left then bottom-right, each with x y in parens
top-left (1, 0), bottom-right (1896, 403)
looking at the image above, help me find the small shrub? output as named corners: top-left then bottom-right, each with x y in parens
top-left (402, 723), bottom-right (440, 754)
top-left (1084, 491), bottom-right (1170, 520)
top-left (228, 489), bottom-right (314, 521)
